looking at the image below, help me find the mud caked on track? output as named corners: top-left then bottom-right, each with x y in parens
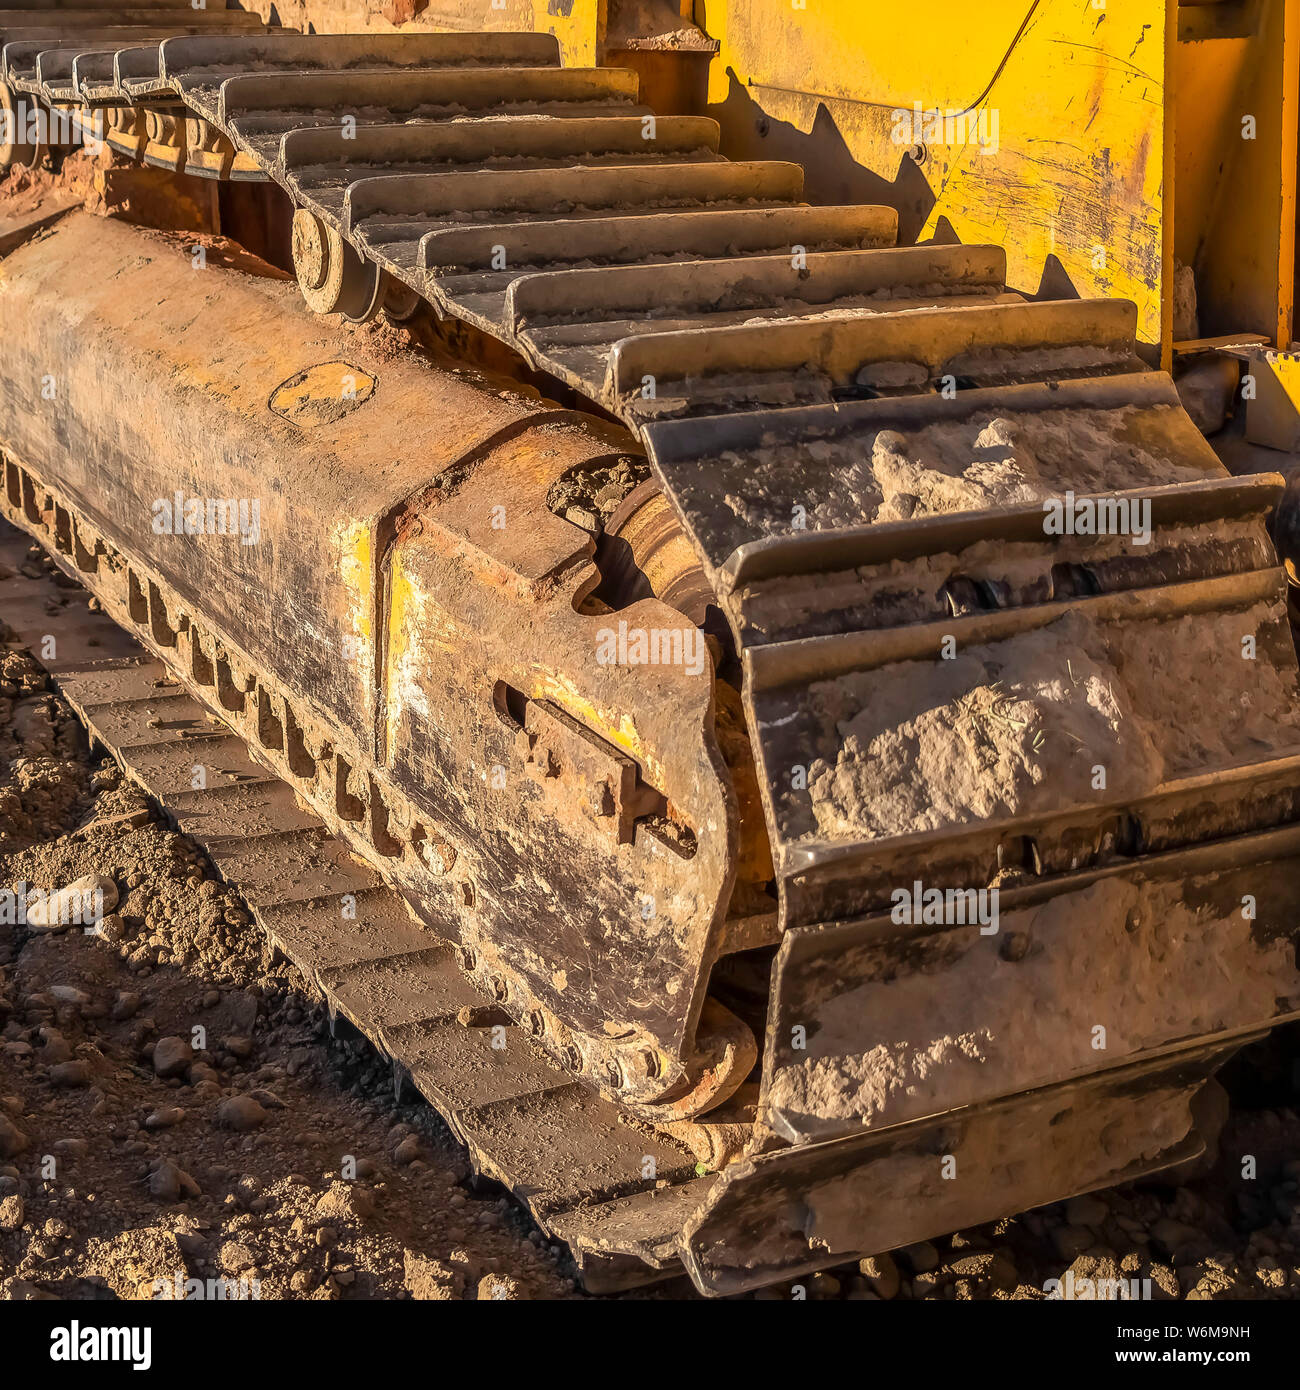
top-left (0, 392), bottom-right (1298, 1306)
top-left (3, 19), bottom-right (1300, 1301)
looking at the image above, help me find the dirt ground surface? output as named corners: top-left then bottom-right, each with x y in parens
top-left (0, 541), bottom-right (1298, 1302)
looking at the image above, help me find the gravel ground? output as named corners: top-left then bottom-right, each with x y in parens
top-left (3, 546), bottom-right (1300, 1303)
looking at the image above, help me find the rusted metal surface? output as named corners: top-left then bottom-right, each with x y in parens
top-left (0, 516), bottom-right (701, 1293)
top-left (0, 212), bottom-right (737, 1118)
top-left (5, 26), bottom-right (1300, 1290)
top-left (0, 517), bottom-right (1265, 1297)
top-left (681, 1042), bottom-right (1248, 1296)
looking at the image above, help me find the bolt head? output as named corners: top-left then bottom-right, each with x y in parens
top-left (291, 210), bottom-right (329, 292)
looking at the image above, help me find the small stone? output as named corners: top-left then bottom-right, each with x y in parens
top-left (897, 1239), bottom-right (938, 1273)
top-left (1131, 1260), bottom-right (1175, 1300)
top-left (290, 1270), bottom-right (317, 1294)
top-left (96, 915), bottom-right (128, 944)
top-left (392, 1135), bottom-right (421, 1166)
top-left (145, 1107), bottom-right (185, 1130)
top-left (152, 1036), bottom-right (194, 1079)
top-left (39, 1036), bottom-right (73, 1065)
top-left (176, 1232), bottom-right (206, 1260)
top-left (950, 1251), bottom-right (1019, 1291)
top-left (1151, 1217), bottom-right (1209, 1264)
top-left (48, 986), bottom-right (91, 1007)
top-left (563, 505), bottom-right (599, 533)
top-left (222, 1035), bottom-right (253, 1060)
top-left (147, 1158), bottom-right (199, 1202)
top-left (314, 1183), bottom-right (374, 1223)
top-left (48, 1061), bottom-right (91, 1088)
top-left (1065, 1194), bottom-right (1110, 1229)
top-left (52, 1139), bottom-right (88, 1160)
top-left (0, 1194), bottom-right (23, 1230)
top-left (201, 991), bottom-right (220, 1009)
top-left (110, 992), bottom-right (142, 1022)
top-left (147, 1160), bottom-right (182, 1202)
top-left (1050, 1224), bottom-right (1094, 1261)
top-left (220, 1240), bottom-right (258, 1275)
top-left (315, 1226), bottom-right (338, 1248)
top-left (216, 1096), bottom-right (267, 1132)
top-left (403, 1250), bottom-right (463, 1300)
top-left (858, 1253), bottom-right (900, 1300)
top-left (478, 1272), bottom-right (527, 1301)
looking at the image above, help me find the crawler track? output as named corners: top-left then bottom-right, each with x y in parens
top-left (0, 517), bottom-right (711, 1294)
top-left (6, 17), bottom-right (1300, 1292)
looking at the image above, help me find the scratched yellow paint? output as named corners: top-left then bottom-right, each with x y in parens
top-left (534, 668), bottom-right (666, 789)
top-left (384, 553), bottom-right (421, 756)
top-left (381, 550), bottom-right (666, 785)
top-left (705, 0), bottom-right (1172, 352)
top-left (335, 520), bottom-right (372, 644)
top-left (335, 522), bottom-right (376, 720)
top-left (529, 0), bottom-right (605, 65)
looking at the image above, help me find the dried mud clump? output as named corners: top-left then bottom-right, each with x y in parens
top-left (3, 544), bottom-right (1300, 1301)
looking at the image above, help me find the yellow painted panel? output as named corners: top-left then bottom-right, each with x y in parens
top-left (529, 0), bottom-right (606, 66)
top-left (1178, 0), bottom-right (1299, 347)
top-left (1172, 35), bottom-right (1251, 266)
top-left (709, 0), bottom-right (1039, 110)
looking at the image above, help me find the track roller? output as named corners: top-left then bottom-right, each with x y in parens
top-left (291, 207), bottom-right (384, 321)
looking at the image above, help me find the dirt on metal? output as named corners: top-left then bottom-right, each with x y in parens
top-left (3, 560), bottom-right (1300, 1302)
top-left (5, 23), bottom-right (1300, 1294)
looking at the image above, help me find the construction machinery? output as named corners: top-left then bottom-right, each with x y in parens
top-left (4, 0), bottom-right (1300, 1294)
